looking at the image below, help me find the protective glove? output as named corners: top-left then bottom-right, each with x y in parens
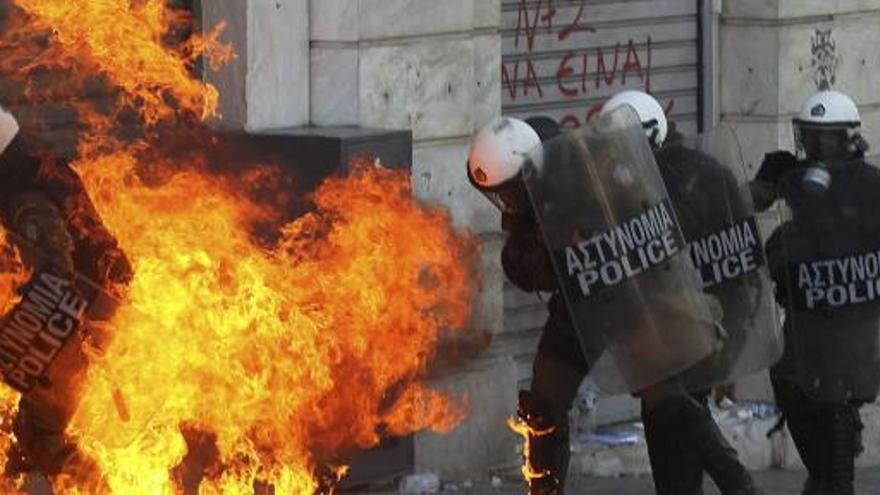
top-left (755, 150), bottom-right (798, 183)
top-left (97, 246), bottom-right (133, 286)
top-left (749, 180), bottom-right (778, 212)
top-left (749, 151), bottom-right (800, 211)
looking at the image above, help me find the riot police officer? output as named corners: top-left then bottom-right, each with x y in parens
top-left (760, 90), bottom-right (880, 495)
top-left (0, 105), bottom-right (131, 480)
top-left (602, 90), bottom-right (764, 495)
top-left (468, 115), bottom-right (584, 494)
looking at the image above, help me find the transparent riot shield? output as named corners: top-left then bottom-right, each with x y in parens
top-left (661, 126), bottom-right (783, 390)
top-left (768, 159), bottom-right (880, 402)
top-left (0, 228), bottom-right (167, 448)
top-left (522, 106), bottom-right (719, 393)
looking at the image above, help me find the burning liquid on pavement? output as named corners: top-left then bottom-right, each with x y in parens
top-left (0, 1), bottom-right (478, 493)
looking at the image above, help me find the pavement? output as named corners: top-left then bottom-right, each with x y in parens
top-left (563, 469), bottom-right (880, 495)
top-left (353, 468), bottom-right (880, 494)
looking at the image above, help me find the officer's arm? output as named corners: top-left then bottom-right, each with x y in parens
top-left (764, 226), bottom-right (786, 283)
top-left (48, 162), bottom-right (133, 286)
top-left (764, 224), bottom-right (793, 306)
top-left (750, 151), bottom-right (799, 211)
top-left (500, 213), bottom-right (558, 292)
top-left (0, 135), bottom-right (40, 206)
top-left (764, 222), bottom-right (798, 298)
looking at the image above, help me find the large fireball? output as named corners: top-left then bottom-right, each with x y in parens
top-left (0, 1), bottom-right (479, 493)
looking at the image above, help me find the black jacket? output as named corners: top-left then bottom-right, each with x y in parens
top-left (0, 134), bottom-right (129, 286)
top-left (654, 129), bottom-right (749, 242)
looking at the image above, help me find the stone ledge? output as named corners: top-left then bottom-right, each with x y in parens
top-left (723, 0), bottom-right (880, 22)
top-left (310, 0), bottom-right (476, 42)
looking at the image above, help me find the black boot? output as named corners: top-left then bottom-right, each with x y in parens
top-left (773, 378), bottom-right (857, 495)
top-left (692, 411), bottom-right (759, 494)
top-left (642, 395), bottom-right (707, 495)
top-left (689, 393), bottom-right (759, 495)
top-left (812, 404), bottom-right (857, 495)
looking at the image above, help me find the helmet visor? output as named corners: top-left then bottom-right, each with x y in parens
top-left (793, 121), bottom-right (852, 163)
top-left (467, 165), bottom-right (529, 214)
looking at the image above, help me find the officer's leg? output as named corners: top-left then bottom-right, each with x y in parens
top-left (813, 403), bottom-right (857, 495)
top-left (518, 326), bottom-right (590, 495)
top-left (641, 385), bottom-right (707, 495)
top-left (689, 391), bottom-right (758, 495)
top-left (641, 383), bottom-right (757, 495)
top-left (771, 375), bottom-right (823, 493)
top-left (778, 396), bottom-right (857, 495)
top-left (4, 191), bottom-right (89, 475)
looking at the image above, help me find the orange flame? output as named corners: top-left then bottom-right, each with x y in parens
top-left (0, 230), bottom-right (27, 316)
top-left (5, 0), bottom-right (232, 123)
top-left (0, 232), bottom-right (22, 487)
top-left (508, 416), bottom-right (556, 486)
top-left (0, 1), bottom-right (480, 492)
top-left (50, 151), bottom-right (475, 493)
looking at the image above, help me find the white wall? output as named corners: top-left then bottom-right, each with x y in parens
top-left (203, 0), bottom-right (310, 131)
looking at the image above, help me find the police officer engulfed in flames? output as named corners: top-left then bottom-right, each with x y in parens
top-left (0, 106), bottom-right (132, 480)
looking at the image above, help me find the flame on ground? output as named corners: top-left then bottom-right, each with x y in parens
top-left (0, 1), bottom-right (480, 493)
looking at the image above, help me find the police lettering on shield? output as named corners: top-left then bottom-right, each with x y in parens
top-left (689, 217), bottom-right (765, 289)
top-left (555, 199), bottom-right (685, 299)
top-left (0, 269), bottom-right (88, 392)
top-left (796, 249), bottom-right (880, 310)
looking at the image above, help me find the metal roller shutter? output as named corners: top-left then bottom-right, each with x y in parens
top-left (501, 0), bottom-right (702, 135)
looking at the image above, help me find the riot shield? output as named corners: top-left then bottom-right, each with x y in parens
top-left (768, 158), bottom-right (880, 402)
top-left (522, 106), bottom-right (719, 393)
top-left (0, 228), bottom-right (167, 448)
top-left (662, 126), bottom-right (783, 389)
top-left (0, 229), bottom-right (118, 394)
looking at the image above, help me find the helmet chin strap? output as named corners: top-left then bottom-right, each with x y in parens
top-left (850, 132), bottom-right (870, 156)
top-left (642, 119), bottom-right (660, 149)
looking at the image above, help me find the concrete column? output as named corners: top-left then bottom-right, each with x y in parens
top-left (202, 0), bottom-right (310, 132)
top-left (720, 0), bottom-right (880, 169)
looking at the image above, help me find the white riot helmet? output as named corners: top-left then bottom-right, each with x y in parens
top-left (601, 90), bottom-right (668, 149)
top-left (793, 90), bottom-right (867, 163)
top-left (0, 106), bottom-right (19, 155)
top-left (467, 117), bottom-right (542, 213)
